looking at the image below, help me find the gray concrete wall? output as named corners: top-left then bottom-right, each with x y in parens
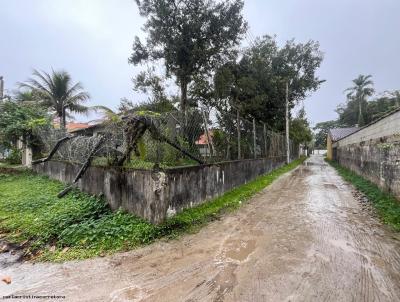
top-left (335, 109), bottom-right (400, 147)
top-left (333, 109), bottom-right (400, 199)
top-left (336, 137), bottom-right (400, 199)
top-left (33, 156), bottom-right (288, 224)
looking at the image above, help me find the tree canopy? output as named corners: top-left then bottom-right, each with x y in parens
top-left (0, 98), bottom-right (50, 149)
top-left (129, 0), bottom-right (247, 114)
top-left (313, 120), bottom-right (341, 149)
top-left (212, 35), bottom-right (324, 130)
top-left (290, 107), bottom-right (313, 146)
top-left (337, 90), bottom-right (400, 127)
top-left (342, 74), bottom-right (374, 127)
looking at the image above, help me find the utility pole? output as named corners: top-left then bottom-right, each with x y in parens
top-left (0, 76), bottom-right (4, 100)
top-left (237, 109), bottom-right (241, 160)
top-left (285, 81), bottom-right (290, 164)
top-left (253, 118), bottom-right (256, 159)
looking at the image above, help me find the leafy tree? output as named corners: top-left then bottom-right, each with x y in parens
top-left (365, 92), bottom-right (400, 122)
top-left (129, 0), bottom-right (247, 115)
top-left (290, 107), bottom-right (312, 145)
top-left (313, 120), bottom-right (341, 149)
top-left (337, 79), bottom-right (399, 127)
top-left (343, 74), bottom-right (374, 126)
top-left (133, 68), bottom-right (170, 103)
top-left (213, 35), bottom-right (324, 130)
top-left (19, 69), bottom-right (90, 128)
top-left (119, 98), bottom-right (177, 114)
top-left (0, 98), bottom-right (50, 159)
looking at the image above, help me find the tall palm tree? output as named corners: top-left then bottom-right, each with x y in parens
top-left (19, 69), bottom-right (90, 128)
top-left (345, 74), bottom-right (374, 127)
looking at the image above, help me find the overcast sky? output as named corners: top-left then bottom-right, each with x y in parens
top-left (1, 0), bottom-right (400, 125)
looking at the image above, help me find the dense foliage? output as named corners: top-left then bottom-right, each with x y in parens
top-left (337, 90), bottom-right (400, 126)
top-left (0, 98), bottom-right (50, 162)
top-left (129, 0), bottom-right (247, 114)
top-left (313, 120), bottom-right (340, 149)
top-left (341, 74), bottom-right (374, 127)
top-left (290, 108), bottom-right (313, 146)
top-left (209, 35), bottom-right (323, 130)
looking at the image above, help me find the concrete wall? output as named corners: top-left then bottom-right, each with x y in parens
top-left (33, 156), bottom-right (289, 224)
top-left (333, 109), bottom-right (400, 199)
top-left (335, 137), bottom-right (400, 199)
top-left (336, 109), bottom-right (400, 146)
top-left (326, 135), bottom-right (333, 160)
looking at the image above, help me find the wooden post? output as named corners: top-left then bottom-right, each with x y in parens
top-left (253, 118), bottom-right (256, 159)
top-left (201, 109), bottom-right (213, 157)
top-left (237, 109), bottom-right (241, 160)
top-left (263, 123), bottom-right (267, 158)
top-left (285, 81), bottom-right (290, 164)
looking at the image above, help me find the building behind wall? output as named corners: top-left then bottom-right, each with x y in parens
top-left (326, 127), bottom-right (358, 160)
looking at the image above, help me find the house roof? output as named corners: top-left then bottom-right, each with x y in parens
top-left (66, 122), bottom-right (91, 132)
top-left (196, 131), bottom-right (213, 145)
top-left (328, 127), bottom-right (359, 142)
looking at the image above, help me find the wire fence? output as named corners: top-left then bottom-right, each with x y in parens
top-left (35, 106), bottom-right (299, 170)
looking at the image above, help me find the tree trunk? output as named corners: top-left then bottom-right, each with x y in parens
top-left (180, 79), bottom-right (188, 122)
top-left (58, 112), bottom-right (65, 130)
top-left (58, 107), bottom-right (67, 129)
top-left (285, 81), bottom-right (290, 164)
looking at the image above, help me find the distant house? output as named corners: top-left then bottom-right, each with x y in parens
top-left (196, 131), bottom-right (214, 157)
top-left (66, 122), bottom-right (91, 132)
top-left (52, 120), bottom-right (105, 136)
top-left (326, 127), bottom-right (358, 160)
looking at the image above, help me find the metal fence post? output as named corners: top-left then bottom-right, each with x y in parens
top-left (253, 118), bottom-right (256, 159)
top-left (263, 123), bottom-right (267, 158)
top-left (237, 109), bottom-right (241, 160)
top-left (201, 108), bottom-right (214, 157)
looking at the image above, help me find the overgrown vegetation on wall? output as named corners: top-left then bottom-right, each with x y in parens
top-left (327, 159), bottom-right (400, 231)
top-left (0, 157), bottom-right (305, 262)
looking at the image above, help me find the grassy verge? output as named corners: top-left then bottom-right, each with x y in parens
top-left (326, 159), bottom-right (400, 231)
top-left (0, 157), bottom-right (305, 262)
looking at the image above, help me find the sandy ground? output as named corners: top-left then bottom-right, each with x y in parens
top-left (1, 155), bottom-right (400, 301)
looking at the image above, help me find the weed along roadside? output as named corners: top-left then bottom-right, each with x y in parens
top-left (326, 159), bottom-right (400, 231)
top-left (0, 157), bottom-right (306, 262)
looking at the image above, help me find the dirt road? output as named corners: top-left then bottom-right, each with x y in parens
top-left (2, 155), bottom-right (400, 301)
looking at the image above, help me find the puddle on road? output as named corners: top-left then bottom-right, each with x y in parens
top-left (225, 239), bottom-right (256, 262)
top-left (110, 286), bottom-right (147, 302)
top-left (323, 183), bottom-right (338, 189)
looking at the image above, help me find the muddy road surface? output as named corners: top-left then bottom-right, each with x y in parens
top-left (2, 155), bottom-right (400, 301)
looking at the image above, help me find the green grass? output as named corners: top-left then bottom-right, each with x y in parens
top-left (92, 156), bottom-right (199, 170)
top-left (0, 157), bottom-right (305, 262)
top-left (326, 159), bottom-right (400, 231)
top-left (0, 161), bottom-right (22, 169)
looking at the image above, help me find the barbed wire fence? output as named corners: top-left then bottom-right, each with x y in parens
top-left (34, 106), bottom-right (300, 170)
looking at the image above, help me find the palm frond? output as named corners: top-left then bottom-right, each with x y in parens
top-left (67, 103), bottom-right (89, 115)
top-left (66, 91), bottom-right (90, 105)
top-left (19, 69), bottom-right (90, 124)
top-left (91, 105), bottom-right (121, 121)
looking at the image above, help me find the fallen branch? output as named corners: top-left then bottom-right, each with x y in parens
top-left (32, 136), bottom-right (72, 165)
top-left (57, 136), bottom-right (105, 198)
